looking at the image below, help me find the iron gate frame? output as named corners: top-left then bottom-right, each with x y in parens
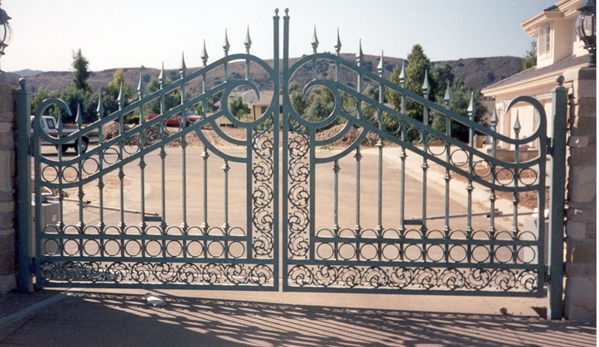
top-left (15, 9), bottom-right (567, 319)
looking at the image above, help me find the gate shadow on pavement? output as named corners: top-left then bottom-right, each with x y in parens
top-left (1, 291), bottom-right (595, 347)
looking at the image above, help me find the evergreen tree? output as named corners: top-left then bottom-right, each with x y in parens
top-left (71, 48), bottom-right (92, 92)
top-left (522, 41), bottom-right (537, 70)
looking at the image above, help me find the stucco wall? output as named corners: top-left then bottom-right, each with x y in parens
top-left (0, 74), bottom-right (19, 292)
top-left (564, 67), bottom-right (596, 322)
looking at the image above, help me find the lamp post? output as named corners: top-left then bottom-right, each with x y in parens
top-left (0, 1), bottom-right (12, 71)
top-left (576, 0), bottom-right (596, 67)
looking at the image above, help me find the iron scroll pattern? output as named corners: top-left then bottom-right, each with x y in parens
top-left (282, 49), bottom-right (545, 294)
top-left (33, 43), bottom-right (279, 288)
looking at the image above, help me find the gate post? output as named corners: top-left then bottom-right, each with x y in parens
top-left (547, 75), bottom-right (568, 320)
top-left (15, 78), bottom-right (33, 293)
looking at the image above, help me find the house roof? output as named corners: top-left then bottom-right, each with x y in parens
top-left (481, 54), bottom-right (588, 94)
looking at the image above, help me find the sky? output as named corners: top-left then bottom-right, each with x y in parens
top-left (2, 0), bottom-right (559, 73)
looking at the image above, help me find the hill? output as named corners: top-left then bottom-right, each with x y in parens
top-left (11, 69), bottom-right (43, 77)
top-left (21, 55), bottom-right (522, 94)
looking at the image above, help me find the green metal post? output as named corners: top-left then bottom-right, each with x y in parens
top-left (16, 78), bottom-right (33, 293)
top-left (548, 75), bottom-right (568, 320)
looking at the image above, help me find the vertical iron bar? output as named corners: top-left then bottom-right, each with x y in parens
top-left (181, 136), bottom-right (188, 231)
top-left (332, 160), bottom-right (340, 234)
top-left (309, 129), bottom-right (316, 261)
top-left (465, 94), bottom-right (475, 263)
top-left (222, 160), bottom-right (230, 232)
top-left (489, 109), bottom-right (498, 264)
top-left (281, 8), bottom-right (289, 290)
top-left (118, 96), bottom-right (125, 233)
top-left (202, 148), bottom-right (209, 233)
top-left (376, 54), bottom-right (384, 235)
top-left (76, 106), bottom-right (85, 235)
top-left (272, 9), bottom-right (280, 291)
top-left (548, 76), bottom-right (568, 320)
top-left (56, 116), bottom-right (64, 232)
top-left (466, 94), bottom-right (475, 236)
top-left (443, 83), bottom-right (451, 236)
top-left (97, 97), bottom-right (105, 233)
top-left (356, 41), bottom-right (363, 120)
top-left (16, 79), bottom-right (33, 292)
top-left (421, 72), bottom-right (430, 235)
top-left (398, 62), bottom-right (406, 236)
top-left (354, 147), bottom-right (362, 233)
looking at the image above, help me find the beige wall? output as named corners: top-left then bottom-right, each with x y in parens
top-left (564, 67), bottom-right (596, 322)
top-left (0, 74), bottom-right (19, 292)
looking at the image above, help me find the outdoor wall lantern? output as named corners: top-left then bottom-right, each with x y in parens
top-left (0, 2), bottom-right (12, 71)
top-left (576, 0), bottom-right (596, 67)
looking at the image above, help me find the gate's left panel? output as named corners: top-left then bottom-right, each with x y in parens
top-left (30, 15), bottom-right (280, 290)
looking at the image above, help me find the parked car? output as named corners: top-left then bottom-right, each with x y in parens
top-left (31, 115), bottom-right (100, 154)
top-left (147, 113), bottom-right (201, 127)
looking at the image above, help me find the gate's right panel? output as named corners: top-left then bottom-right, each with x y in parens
top-left (281, 15), bottom-right (547, 296)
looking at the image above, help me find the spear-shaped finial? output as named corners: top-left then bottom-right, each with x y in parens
top-left (467, 92), bottom-right (475, 119)
top-left (159, 62), bottom-right (165, 88)
top-left (76, 103), bottom-right (82, 129)
top-left (422, 70), bottom-right (430, 96)
top-left (137, 70), bottom-right (143, 98)
top-left (490, 108), bottom-right (497, 130)
top-left (117, 82), bottom-right (124, 110)
top-left (513, 111), bottom-right (521, 135)
top-left (443, 80), bottom-right (451, 108)
top-left (201, 39), bottom-right (209, 67)
top-left (223, 29), bottom-right (230, 56)
top-left (180, 51), bottom-right (187, 78)
top-left (399, 60), bottom-right (406, 86)
top-left (334, 28), bottom-right (342, 55)
top-left (97, 93), bottom-right (104, 119)
top-left (244, 26), bottom-right (252, 54)
top-left (377, 51), bottom-right (384, 76)
top-left (356, 39), bottom-right (363, 64)
top-left (311, 26), bottom-right (319, 53)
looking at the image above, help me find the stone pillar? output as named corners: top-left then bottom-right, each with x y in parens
top-left (0, 72), bottom-right (19, 292)
top-left (564, 67), bottom-right (596, 322)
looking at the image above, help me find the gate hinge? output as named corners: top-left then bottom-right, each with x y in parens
top-left (546, 137), bottom-right (553, 156)
top-left (544, 265), bottom-right (551, 283)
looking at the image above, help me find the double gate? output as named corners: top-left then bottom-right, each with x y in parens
top-left (16, 10), bottom-right (567, 318)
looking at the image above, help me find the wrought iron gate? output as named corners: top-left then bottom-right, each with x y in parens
top-left (17, 9), bottom-right (567, 317)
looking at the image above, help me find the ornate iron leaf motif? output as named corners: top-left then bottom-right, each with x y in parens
top-left (285, 265), bottom-right (537, 292)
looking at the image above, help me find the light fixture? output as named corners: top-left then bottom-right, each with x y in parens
top-left (0, 2), bottom-right (12, 70)
top-left (576, 0), bottom-right (596, 67)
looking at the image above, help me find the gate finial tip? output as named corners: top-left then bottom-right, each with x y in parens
top-left (556, 75), bottom-right (564, 86)
top-left (19, 77), bottom-right (26, 89)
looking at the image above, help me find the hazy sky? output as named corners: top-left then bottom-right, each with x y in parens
top-left (3, 0), bottom-right (559, 72)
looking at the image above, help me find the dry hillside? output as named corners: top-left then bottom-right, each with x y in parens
top-left (23, 55), bottom-right (522, 94)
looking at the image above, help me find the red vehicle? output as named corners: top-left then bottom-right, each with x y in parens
top-left (147, 113), bottom-right (201, 127)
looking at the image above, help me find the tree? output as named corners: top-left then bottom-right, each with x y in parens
top-left (146, 77), bottom-right (181, 116)
top-left (228, 96), bottom-right (249, 120)
top-left (31, 88), bottom-right (61, 118)
top-left (72, 48), bottom-right (92, 92)
top-left (289, 82), bottom-right (309, 116)
top-left (430, 63), bottom-right (454, 101)
top-left (522, 41), bottom-right (537, 70)
top-left (305, 87), bottom-right (334, 123)
top-left (385, 45), bottom-right (437, 123)
top-left (107, 69), bottom-right (133, 102)
top-left (432, 79), bottom-right (488, 142)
